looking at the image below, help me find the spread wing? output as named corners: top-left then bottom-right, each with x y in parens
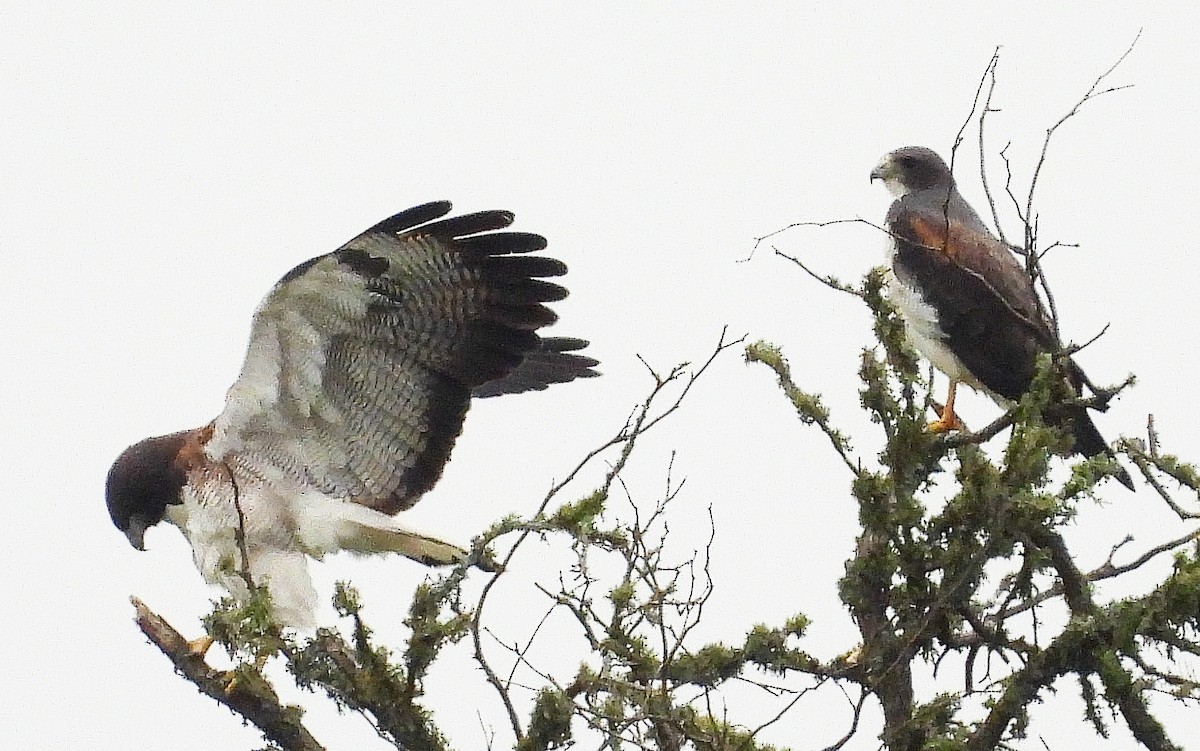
top-left (888, 200), bottom-right (1060, 401)
top-left (207, 201), bottom-right (581, 514)
top-left (471, 336), bottom-right (598, 398)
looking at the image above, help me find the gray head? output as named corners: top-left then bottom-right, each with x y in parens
top-left (106, 432), bottom-right (190, 550)
top-left (870, 146), bottom-right (955, 197)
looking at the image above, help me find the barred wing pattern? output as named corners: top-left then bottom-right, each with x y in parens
top-left (206, 202), bottom-right (595, 515)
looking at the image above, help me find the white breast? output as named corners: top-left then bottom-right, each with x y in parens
top-left (168, 460), bottom-right (319, 629)
top-left (884, 242), bottom-right (983, 391)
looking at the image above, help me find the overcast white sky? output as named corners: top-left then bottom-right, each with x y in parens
top-left (2, 3), bottom-right (1198, 750)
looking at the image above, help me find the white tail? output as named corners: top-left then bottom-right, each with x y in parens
top-left (294, 493), bottom-right (468, 567)
top-left (342, 523), bottom-right (469, 566)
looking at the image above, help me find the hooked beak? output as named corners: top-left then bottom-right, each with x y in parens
top-left (124, 516), bottom-right (150, 551)
top-left (869, 161), bottom-right (891, 183)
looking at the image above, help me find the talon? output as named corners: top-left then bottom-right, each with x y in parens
top-left (187, 634), bottom-right (214, 658)
top-left (928, 380), bottom-right (964, 433)
top-left (927, 415), bottom-right (964, 434)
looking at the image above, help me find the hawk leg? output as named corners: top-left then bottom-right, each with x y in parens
top-left (929, 380), bottom-right (965, 433)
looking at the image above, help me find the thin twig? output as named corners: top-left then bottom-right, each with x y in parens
top-left (748, 217), bottom-right (881, 256)
top-left (995, 527), bottom-right (1200, 620)
top-left (470, 330), bottom-right (742, 739)
top-left (1024, 31), bottom-right (1140, 234)
top-left (772, 245), bottom-right (862, 298)
top-left (974, 49), bottom-right (1009, 244)
top-left (820, 686), bottom-right (870, 751)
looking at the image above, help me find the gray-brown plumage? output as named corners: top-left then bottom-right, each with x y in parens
top-left (106, 201), bottom-right (599, 626)
top-left (870, 146), bottom-right (1133, 490)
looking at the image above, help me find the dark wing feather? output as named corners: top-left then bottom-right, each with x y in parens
top-left (473, 337), bottom-right (600, 398)
top-left (414, 209), bottom-right (518, 238)
top-left (458, 232), bottom-right (548, 256)
top-left (358, 201), bottom-right (460, 236)
top-left (889, 203), bottom-right (1057, 400)
top-left (890, 200), bottom-right (1132, 488)
top-left (208, 202), bottom-right (588, 513)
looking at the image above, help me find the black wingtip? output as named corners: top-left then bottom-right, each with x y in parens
top-left (364, 201), bottom-right (455, 236)
top-left (1114, 465), bottom-right (1136, 492)
top-left (418, 209), bottom-right (517, 238)
top-left (1062, 407), bottom-right (1135, 491)
top-left (470, 336), bottom-right (600, 398)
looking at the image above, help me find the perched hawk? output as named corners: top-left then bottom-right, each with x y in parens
top-left (870, 146), bottom-right (1133, 490)
top-left (107, 202), bottom-right (599, 627)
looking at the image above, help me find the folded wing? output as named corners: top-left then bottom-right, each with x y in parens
top-left (889, 200), bottom-right (1132, 487)
top-left (888, 202), bottom-right (1056, 400)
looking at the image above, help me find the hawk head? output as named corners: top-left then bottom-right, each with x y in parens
top-left (106, 432), bottom-right (190, 551)
top-left (870, 146), bottom-right (954, 197)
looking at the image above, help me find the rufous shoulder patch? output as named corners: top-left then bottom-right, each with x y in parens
top-left (174, 422), bottom-right (215, 472)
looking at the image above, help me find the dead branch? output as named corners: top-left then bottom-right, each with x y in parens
top-left (996, 527), bottom-right (1200, 621)
top-left (748, 217), bottom-right (882, 256)
top-left (1024, 31), bottom-right (1140, 234)
top-left (772, 245), bottom-right (863, 298)
top-left (468, 330), bottom-right (744, 741)
top-left (131, 597), bottom-right (324, 751)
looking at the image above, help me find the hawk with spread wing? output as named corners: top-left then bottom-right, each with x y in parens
top-left (107, 202), bottom-right (599, 627)
top-left (870, 146), bottom-right (1133, 490)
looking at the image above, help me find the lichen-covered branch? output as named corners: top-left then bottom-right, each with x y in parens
top-left (287, 583), bottom-right (462, 751)
top-left (131, 597), bottom-right (324, 751)
top-left (127, 40), bottom-right (1197, 751)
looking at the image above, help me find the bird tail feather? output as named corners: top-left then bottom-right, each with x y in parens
top-left (343, 521), bottom-right (471, 568)
top-left (1052, 405), bottom-right (1134, 491)
top-left (296, 497), bottom-right (490, 569)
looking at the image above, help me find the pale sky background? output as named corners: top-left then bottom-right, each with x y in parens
top-left (2, 3), bottom-right (1198, 750)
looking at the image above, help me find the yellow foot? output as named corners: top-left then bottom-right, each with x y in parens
top-left (927, 415), bottom-right (964, 434)
top-left (930, 381), bottom-right (964, 433)
top-left (187, 634), bottom-right (215, 659)
top-left (224, 653), bottom-right (269, 694)
top-left (837, 645), bottom-right (863, 667)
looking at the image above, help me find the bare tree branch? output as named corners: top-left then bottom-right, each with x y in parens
top-left (772, 245), bottom-right (863, 298)
top-left (468, 330), bottom-right (745, 741)
top-left (1023, 31), bottom-right (1140, 236)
